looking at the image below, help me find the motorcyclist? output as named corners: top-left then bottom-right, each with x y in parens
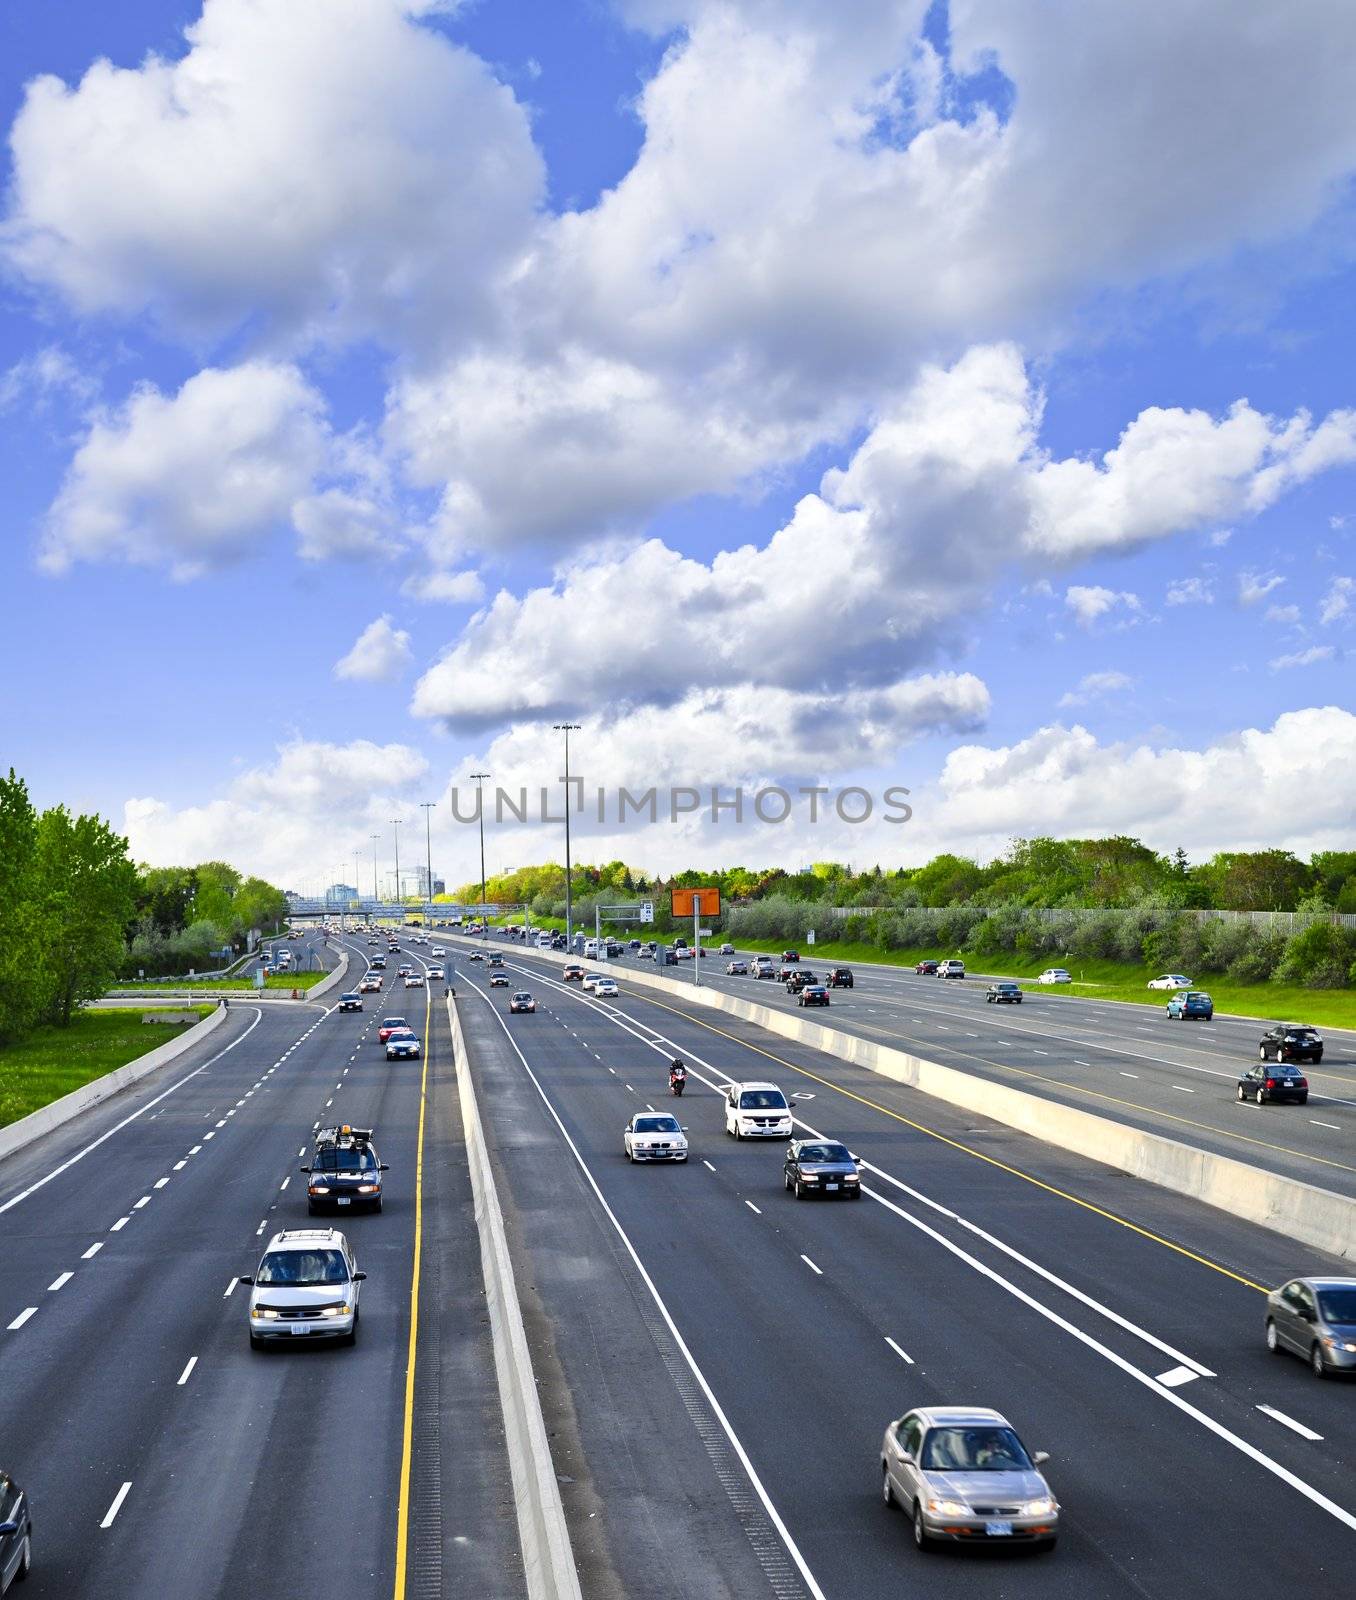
top-left (668, 1057), bottom-right (687, 1095)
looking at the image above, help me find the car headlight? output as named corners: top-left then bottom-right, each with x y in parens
top-left (357, 1184), bottom-right (376, 1194)
top-left (927, 1498), bottom-right (968, 1516)
top-left (844, 1174), bottom-right (859, 1183)
top-left (320, 1303), bottom-right (351, 1317)
top-left (251, 1307), bottom-right (280, 1320)
top-left (800, 1173), bottom-right (819, 1181)
top-left (1022, 1496), bottom-right (1056, 1516)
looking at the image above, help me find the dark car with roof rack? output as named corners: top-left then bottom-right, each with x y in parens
top-left (302, 1126), bottom-right (388, 1213)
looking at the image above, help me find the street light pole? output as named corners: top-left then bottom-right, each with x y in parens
top-left (390, 818), bottom-right (403, 919)
top-left (419, 801), bottom-right (435, 922)
top-left (370, 835), bottom-right (380, 913)
top-left (552, 724), bottom-right (581, 946)
top-left (470, 773), bottom-right (490, 929)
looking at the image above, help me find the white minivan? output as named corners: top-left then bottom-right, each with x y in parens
top-left (724, 1081), bottom-right (796, 1139)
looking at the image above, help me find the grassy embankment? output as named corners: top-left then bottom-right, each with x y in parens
top-left (0, 1005), bottom-right (216, 1130)
top-left (108, 969), bottom-right (329, 993)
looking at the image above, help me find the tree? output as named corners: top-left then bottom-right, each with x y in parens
top-left (1199, 851), bottom-right (1312, 911)
top-left (34, 806), bottom-right (138, 1026)
top-left (0, 771), bottom-right (44, 1044)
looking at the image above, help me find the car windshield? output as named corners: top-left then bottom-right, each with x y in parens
top-left (384, 1018), bottom-right (407, 1028)
top-left (740, 1089), bottom-right (787, 1110)
top-left (920, 1426), bottom-right (1032, 1472)
top-left (513, 993), bottom-right (531, 1001)
top-left (314, 1148), bottom-right (377, 1172)
top-left (256, 1248), bottom-right (349, 1286)
top-left (797, 1143), bottom-right (850, 1163)
top-left (1316, 1287), bottom-right (1356, 1322)
top-left (636, 1116), bottom-right (681, 1133)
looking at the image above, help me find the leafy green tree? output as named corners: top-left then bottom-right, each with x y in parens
top-left (34, 806), bottom-right (138, 1026)
top-left (0, 771), bottom-right (45, 1044)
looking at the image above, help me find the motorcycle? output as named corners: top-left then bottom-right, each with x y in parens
top-left (669, 1067), bottom-right (687, 1097)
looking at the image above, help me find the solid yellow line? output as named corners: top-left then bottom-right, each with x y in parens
top-left (631, 991), bottom-right (1271, 1293)
top-left (392, 983), bottom-right (432, 1599)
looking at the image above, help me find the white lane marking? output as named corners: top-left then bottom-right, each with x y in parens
top-left (223, 1277), bottom-right (239, 1297)
top-left (1032, 1049), bottom-right (1049, 1056)
top-left (703, 1160), bottom-right (716, 1172)
top-left (1156, 1365), bottom-right (1199, 1388)
top-left (625, 1084), bottom-right (634, 1092)
top-left (1256, 1404), bottom-right (1323, 1441)
top-left (215, 1119), bottom-right (226, 1128)
top-left (204, 1131), bottom-right (215, 1140)
top-left (0, 1008), bottom-right (265, 1218)
top-left (279, 1177), bottom-right (289, 1191)
top-left (885, 1336), bottom-right (914, 1364)
top-left (464, 977), bottom-right (830, 1600)
top-left (1120, 1071), bottom-right (1139, 1078)
top-left (298, 1146), bottom-right (307, 1157)
top-left (324, 1099), bottom-right (333, 1108)
top-left (800, 1254), bottom-right (823, 1276)
top-left (7, 1308), bottom-right (37, 1330)
top-left (646, 1104), bottom-right (657, 1113)
top-left (134, 1196), bottom-right (151, 1209)
top-left (1171, 1085), bottom-right (1195, 1094)
top-left (110, 1217), bottom-right (129, 1232)
top-left (154, 1177), bottom-right (170, 1188)
top-left (256, 1221), bottom-right (268, 1236)
top-left (172, 1160), bottom-right (187, 1171)
top-left (47, 1272), bottom-right (73, 1292)
top-left (608, 1067), bottom-right (616, 1074)
top-left (1310, 1120), bottom-right (1341, 1131)
top-left (227, 1109), bottom-right (237, 1117)
top-left (82, 1242), bottom-right (103, 1259)
top-left (745, 1201), bottom-right (762, 1215)
top-left (1073, 1059), bottom-right (1091, 1066)
top-left (100, 1482), bottom-right (132, 1529)
top-left (177, 1356), bottom-right (198, 1386)
top-left (189, 1145), bottom-right (202, 1154)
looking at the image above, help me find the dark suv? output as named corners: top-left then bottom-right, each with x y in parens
top-left (1258, 1025), bottom-right (1323, 1064)
top-left (0, 1468), bottom-right (32, 1590)
top-left (785, 970), bottom-right (820, 993)
top-left (826, 968), bottom-right (854, 988)
top-left (302, 1126), bottom-right (389, 1213)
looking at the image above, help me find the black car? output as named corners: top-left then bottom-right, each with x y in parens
top-left (986, 981), bottom-right (1023, 1004)
top-left (1237, 1064), bottom-right (1309, 1106)
top-left (915, 959), bottom-right (939, 975)
top-left (785, 970), bottom-right (820, 993)
top-left (797, 985), bottom-right (830, 1007)
top-left (0, 1469), bottom-right (31, 1591)
top-left (1259, 1025), bottom-right (1324, 1064)
top-left (784, 1139), bottom-right (861, 1199)
top-left (302, 1125), bottom-right (389, 1213)
top-left (371, 955), bottom-right (386, 969)
top-left (826, 967), bottom-right (853, 988)
top-left (606, 941), bottom-right (623, 956)
top-left (338, 992), bottom-right (363, 1012)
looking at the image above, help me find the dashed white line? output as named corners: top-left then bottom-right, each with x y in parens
top-left (172, 1159), bottom-right (186, 1171)
top-left (703, 1159), bottom-right (716, 1172)
top-left (223, 1277), bottom-right (239, 1297)
top-left (154, 1177), bottom-right (170, 1188)
top-left (1310, 1120), bottom-right (1341, 1131)
top-left (100, 1482), bottom-right (132, 1529)
top-left (215, 1119), bottom-right (226, 1128)
top-left (1073, 1059), bottom-right (1091, 1066)
top-left (298, 1146), bottom-right (307, 1157)
top-left (256, 1221), bottom-right (268, 1236)
top-left (800, 1254), bottom-right (823, 1276)
top-left (82, 1242), bottom-right (103, 1260)
top-left (885, 1336), bottom-right (914, 1364)
top-left (7, 1308), bottom-right (37, 1331)
top-left (189, 1144), bottom-right (202, 1155)
top-left (279, 1177), bottom-right (290, 1191)
top-left (1170, 1085), bottom-right (1195, 1094)
top-left (625, 1084), bottom-right (634, 1092)
top-left (745, 1200), bottom-right (762, 1215)
top-left (134, 1196), bottom-right (151, 1208)
top-left (110, 1216), bottom-right (129, 1232)
top-left (48, 1271), bottom-right (73, 1292)
top-left (1155, 1365), bottom-right (1199, 1388)
top-left (1256, 1404), bottom-right (1323, 1442)
top-left (1120, 1071), bottom-right (1139, 1079)
top-left (177, 1356), bottom-right (198, 1386)
top-left (204, 1131), bottom-right (215, 1141)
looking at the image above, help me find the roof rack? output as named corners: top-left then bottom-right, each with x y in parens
top-left (315, 1124), bottom-right (374, 1146)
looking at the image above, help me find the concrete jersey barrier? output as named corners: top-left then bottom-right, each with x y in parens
top-left (0, 1004), bottom-right (230, 1165)
top-left (450, 935), bottom-right (1356, 1263)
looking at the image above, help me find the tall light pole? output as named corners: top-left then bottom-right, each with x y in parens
top-left (470, 773), bottom-right (490, 926)
top-left (552, 724), bottom-right (581, 945)
top-left (390, 818), bottom-right (404, 912)
top-left (370, 834), bottom-right (380, 910)
top-left (419, 801), bottom-right (436, 920)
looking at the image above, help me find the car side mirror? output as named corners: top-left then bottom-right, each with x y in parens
top-left (380, 1163), bottom-right (389, 1171)
top-left (681, 1126), bottom-right (689, 1132)
top-left (0, 1520), bottom-right (19, 1536)
top-left (239, 1275), bottom-right (254, 1285)
top-left (788, 1099), bottom-right (798, 1108)
top-left (299, 1165), bottom-right (311, 1173)
top-left (1299, 1306), bottom-right (1316, 1322)
top-left (353, 1271), bottom-right (367, 1282)
top-left (1032, 1450), bottom-right (1050, 1465)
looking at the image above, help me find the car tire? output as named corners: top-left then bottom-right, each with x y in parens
top-left (1259, 1045), bottom-right (1267, 1060)
top-left (13, 1533), bottom-right (31, 1582)
top-left (784, 1172), bottom-right (792, 1191)
top-left (794, 1179), bottom-right (805, 1200)
top-left (1033, 1536), bottom-right (1058, 1554)
top-left (1299, 1095), bottom-right (1309, 1106)
top-left (913, 1504), bottom-right (933, 1551)
top-left (882, 1470), bottom-right (895, 1509)
top-left (1311, 1342), bottom-right (1328, 1379)
top-left (249, 1333), bottom-right (266, 1351)
top-left (1266, 1319), bottom-right (1282, 1354)
top-left (1236, 1084), bottom-right (1247, 1101)
top-left (343, 1307), bottom-right (360, 1347)
top-left (1256, 1088), bottom-right (1266, 1105)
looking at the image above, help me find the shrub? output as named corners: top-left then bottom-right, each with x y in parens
top-left (1274, 921), bottom-right (1355, 989)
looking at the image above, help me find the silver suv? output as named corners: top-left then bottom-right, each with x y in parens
top-left (242, 1228), bottom-right (365, 1349)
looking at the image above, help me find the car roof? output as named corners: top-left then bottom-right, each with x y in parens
top-left (910, 1405), bottom-right (1008, 1427)
top-left (1293, 1276), bottom-right (1356, 1288)
top-left (732, 1080), bottom-right (782, 1091)
top-left (265, 1228), bottom-right (348, 1252)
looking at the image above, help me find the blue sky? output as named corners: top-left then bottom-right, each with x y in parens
top-left (2, 1), bottom-right (1354, 894)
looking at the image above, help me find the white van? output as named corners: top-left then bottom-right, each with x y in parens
top-left (583, 938), bottom-right (600, 958)
top-left (723, 1081), bottom-right (795, 1139)
top-left (536, 932), bottom-right (553, 949)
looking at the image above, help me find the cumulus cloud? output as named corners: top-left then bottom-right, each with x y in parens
top-left (0, 344), bottom-right (97, 412)
top-left (1064, 586), bottom-right (1141, 628)
top-left (40, 361), bottom-right (328, 578)
top-left (3, 0), bottom-right (543, 349)
top-left (401, 569), bottom-right (486, 605)
top-left (1057, 669), bottom-right (1133, 708)
top-left (1320, 575), bottom-right (1355, 624)
top-left (1238, 569), bottom-right (1285, 605)
top-left (1265, 603), bottom-right (1301, 625)
top-left (1165, 575), bottom-right (1213, 605)
top-left (1269, 645), bottom-right (1335, 671)
top-left (334, 615), bottom-right (413, 683)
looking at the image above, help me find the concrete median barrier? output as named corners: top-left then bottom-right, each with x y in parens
top-left (451, 934), bottom-right (1356, 1263)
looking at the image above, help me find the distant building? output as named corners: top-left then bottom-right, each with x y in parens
top-left (326, 883), bottom-right (358, 906)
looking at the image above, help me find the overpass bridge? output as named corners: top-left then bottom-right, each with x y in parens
top-left (286, 899), bottom-right (525, 922)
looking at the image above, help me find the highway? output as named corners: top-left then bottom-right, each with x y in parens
top-left (455, 952), bottom-right (1356, 1597)
top-left (510, 937), bottom-right (1356, 1197)
top-left (0, 929), bottom-right (521, 1600)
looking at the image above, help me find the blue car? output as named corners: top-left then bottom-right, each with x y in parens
top-left (1167, 990), bottom-right (1213, 1020)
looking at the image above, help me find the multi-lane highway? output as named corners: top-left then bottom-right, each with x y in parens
top-left (0, 929), bottom-right (520, 1600)
top-left (455, 945), bottom-right (1356, 1597)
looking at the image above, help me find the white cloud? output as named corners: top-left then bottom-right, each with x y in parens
top-left (1264, 603), bottom-right (1301, 624)
top-left (292, 489), bottom-right (396, 563)
top-left (123, 737), bottom-right (433, 888)
top-left (3, 0), bottom-right (542, 349)
top-left (1269, 645), bottom-right (1335, 671)
top-left (0, 344), bottom-right (97, 412)
top-left (1208, 528), bottom-right (1234, 547)
top-left (1058, 669), bottom-right (1133, 708)
top-left (401, 569), bottom-right (486, 605)
top-left (1064, 586), bottom-right (1140, 628)
top-left (1238, 569), bottom-right (1285, 605)
top-left (1165, 575), bottom-right (1214, 606)
top-left (1320, 575), bottom-right (1355, 624)
top-left (40, 361), bottom-right (328, 578)
top-left (333, 615), bottom-right (413, 683)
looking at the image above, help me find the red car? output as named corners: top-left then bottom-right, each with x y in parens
top-left (563, 964), bottom-right (586, 982)
top-left (781, 949), bottom-right (800, 963)
top-left (915, 960), bottom-right (939, 975)
top-left (377, 1015), bottom-right (409, 1043)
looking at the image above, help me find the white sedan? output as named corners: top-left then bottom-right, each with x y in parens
top-left (431, 946), bottom-right (446, 957)
top-left (1037, 968), bottom-right (1072, 984)
top-left (1147, 974), bottom-right (1192, 990)
top-left (403, 973), bottom-right (425, 988)
top-left (593, 978), bottom-right (619, 998)
top-left (427, 966), bottom-right (445, 980)
top-left (580, 972), bottom-right (605, 991)
top-left (623, 1112), bottom-right (689, 1162)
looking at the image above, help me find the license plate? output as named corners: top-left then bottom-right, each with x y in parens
top-left (290, 1324), bottom-right (309, 1335)
top-left (825, 1182), bottom-right (839, 1190)
top-left (985, 1520), bottom-right (1012, 1537)
top-left (337, 1197), bottom-right (351, 1205)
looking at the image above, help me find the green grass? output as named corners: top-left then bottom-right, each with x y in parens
top-left (0, 1006), bottom-right (216, 1129)
top-left (109, 969), bottom-right (329, 992)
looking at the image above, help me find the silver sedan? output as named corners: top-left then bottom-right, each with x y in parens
top-left (623, 1113), bottom-right (689, 1162)
top-left (1266, 1276), bottom-right (1356, 1376)
top-left (881, 1406), bottom-right (1058, 1551)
